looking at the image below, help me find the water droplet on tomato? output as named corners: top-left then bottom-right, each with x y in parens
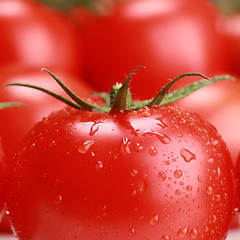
top-left (174, 169), bottom-right (182, 178)
top-left (134, 142), bottom-right (143, 152)
top-left (149, 147), bottom-right (157, 156)
top-left (177, 225), bottom-right (189, 238)
top-left (131, 169), bottom-right (138, 177)
top-left (158, 171), bottom-right (166, 182)
top-left (128, 228), bottom-right (136, 236)
top-left (96, 161), bottom-right (103, 171)
top-left (150, 214), bottom-right (159, 225)
top-left (175, 189), bottom-right (181, 196)
top-left (55, 195), bottom-right (63, 205)
top-left (155, 117), bottom-right (168, 129)
top-left (217, 167), bottom-right (221, 177)
top-left (212, 139), bottom-right (219, 146)
top-left (78, 140), bottom-right (94, 153)
top-left (206, 186), bottom-right (213, 195)
top-left (190, 228), bottom-right (198, 238)
top-left (208, 157), bottom-right (214, 164)
top-left (89, 124), bottom-right (99, 136)
top-left (197, 175), bottom-right (202, 183)
top-left (142, 131), bottom-right (171, 144)
top-left (141, 107), bottom-right (151, 117)
top-left (180, 149), bottom-right (196, 162)
top-left (186, 185), bottom-right (193, 192)
top-left (161, 235), bottom-right (171, 240)
top-left (121, 137), bottom-right (131, 155)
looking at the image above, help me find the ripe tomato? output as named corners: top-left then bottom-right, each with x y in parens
top-left (0, 66), bottom-right (93, 162)
top-left (72, 0), bottom-right (230, 99)
top-left (6, 103), bottom-right (236, 239)
top-left (218, 13), bottom-right (240, 76)
top-left (0, 0), bottom-right (82, 75)
top-left (0, 139), bottom-right (5, 223)
top-left (175, 77), bottom-right (240, 166)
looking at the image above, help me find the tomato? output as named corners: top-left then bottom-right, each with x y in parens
top-left (0, 138), bottom-right (5, 223)
top-left (6, 102), bottom-right (235, 239)
top-left (175, 77), bottom-right (240, 166)
top-left (0, 0), bottom-right (82, 75)
top-left (236, 153), bottom-right (240, 205)
top-left (217, 13), bottom-right (240, 76)
top-left (0, 66), bottom-right (93, 162)
top-left (72, 0), bottom-right (230, 99)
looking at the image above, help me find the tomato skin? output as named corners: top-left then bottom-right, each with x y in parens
top-left (0, 0), bottom-right (82, 75)
top-left (6, 105), bottom-right (235, 239)
top-left (218, 14), bottom-right (240, 76)
top-left (0, 140), bottom-right (5, 221)
top-left (175, 78), bottom-right (240, 166)
top-left (72, 0), bottom-right (230, 99)
top-left (0, 66), bottom-right (93, 162)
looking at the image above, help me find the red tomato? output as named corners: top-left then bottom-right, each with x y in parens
top-left (72, 0), bottom-right (230, 99)
top-left (0, 66), bottom-right (93, 162)
top-left (218, 13), bottom-right (240, 76)
top-left (175, 77), bottom-right (240, 166)
top-left (6, 104), bottom-right (236, 239)
top-left (0, 139), bottom-right (5, 222)
top-left (236, 153), bottom-right (240, 206)
top-left (0, 0), bottom-right (82, 75)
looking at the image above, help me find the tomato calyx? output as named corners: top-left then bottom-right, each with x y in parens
top-left (0, 102), bottom-right (24, 110)
top-left (6, 67), bottom-right (236, 113)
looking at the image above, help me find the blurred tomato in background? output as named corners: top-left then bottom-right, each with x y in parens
top-left (0, 66), bottom-right (93, 162)
top-left (71, 0), bottom-right (230, 99)
top-left (0, 0), bottom-right (83, 75)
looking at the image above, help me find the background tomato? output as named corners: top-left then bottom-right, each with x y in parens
top-left (0, 0), bottom-right (82, 75)
top-left (0, 66), bottom-right (93, 162)
top-left (6, 104), bottom-right (236, 239)
top-left (71, 0), bottom-right (230, 99)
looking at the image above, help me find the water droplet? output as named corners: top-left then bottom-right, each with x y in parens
top-left (180, 149), bottom-right (196, 162)
top-left (149, 147), bottom-right (157, 156)
top-left (121, 137), bottom-right (131, 155)
top-left (174, 169), bottom-right (182, 178)
top-left (177, 226), bottom-right (189, 238)
top-left (197, 175), bottom-right (202, 183)
top-left (141, 107), bottom-right (151, 117)
top-left (134, 142), bottom-right (143, 152)
top-left (142, 131), bottom-right (171, 144)
top-left (155, 117), bottom-right (168, 128)
top-left (96, 161), bottom-right (103, 171)
top-left (164, 160), bottom-right (170, 165)
top-left (131, 169), bottom-right (138, 177)
top-left (89, 123), bottom-right (99, 136)
top-left (132, 190), bottom-right (137, 196)
top-left (158, 171), bottom-right (166, 182)
top-left (212, 215), bottom-right (217, 223)
top-left (150, 214), bottom-right (159, 225)
top-left (190, 228), bottom-right (198, 238)
top-left (55, 195), bottom-right (63, 205)
top-left (206, 186), bottom-right (213, 195)
top-left (208, 157), bottom-right (214, 164)
top-left (215, 194), bottom-right (221, 201)
top-left (186, 185), bottom-right (193, 192)
top-left (217, 167), bottom-right (221, 178)
top-left (78, 140), bottom-right (94, 153)
top-left (156, 133), bottom-right (171, 144)
top-left (175, 189), bottom-right (181, 196)
top-left (161, 235), bottom-right (171, 240)
top-left (212, 139), bottom-right (219, 146)
top-left (128, 228), bottom-right (136, 236)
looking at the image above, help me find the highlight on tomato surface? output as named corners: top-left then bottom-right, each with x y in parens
top-left (4, 68), bottom-right (238, 240)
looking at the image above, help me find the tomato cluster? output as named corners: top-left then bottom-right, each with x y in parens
top-left (0, 0), bottom-right (240, 239)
